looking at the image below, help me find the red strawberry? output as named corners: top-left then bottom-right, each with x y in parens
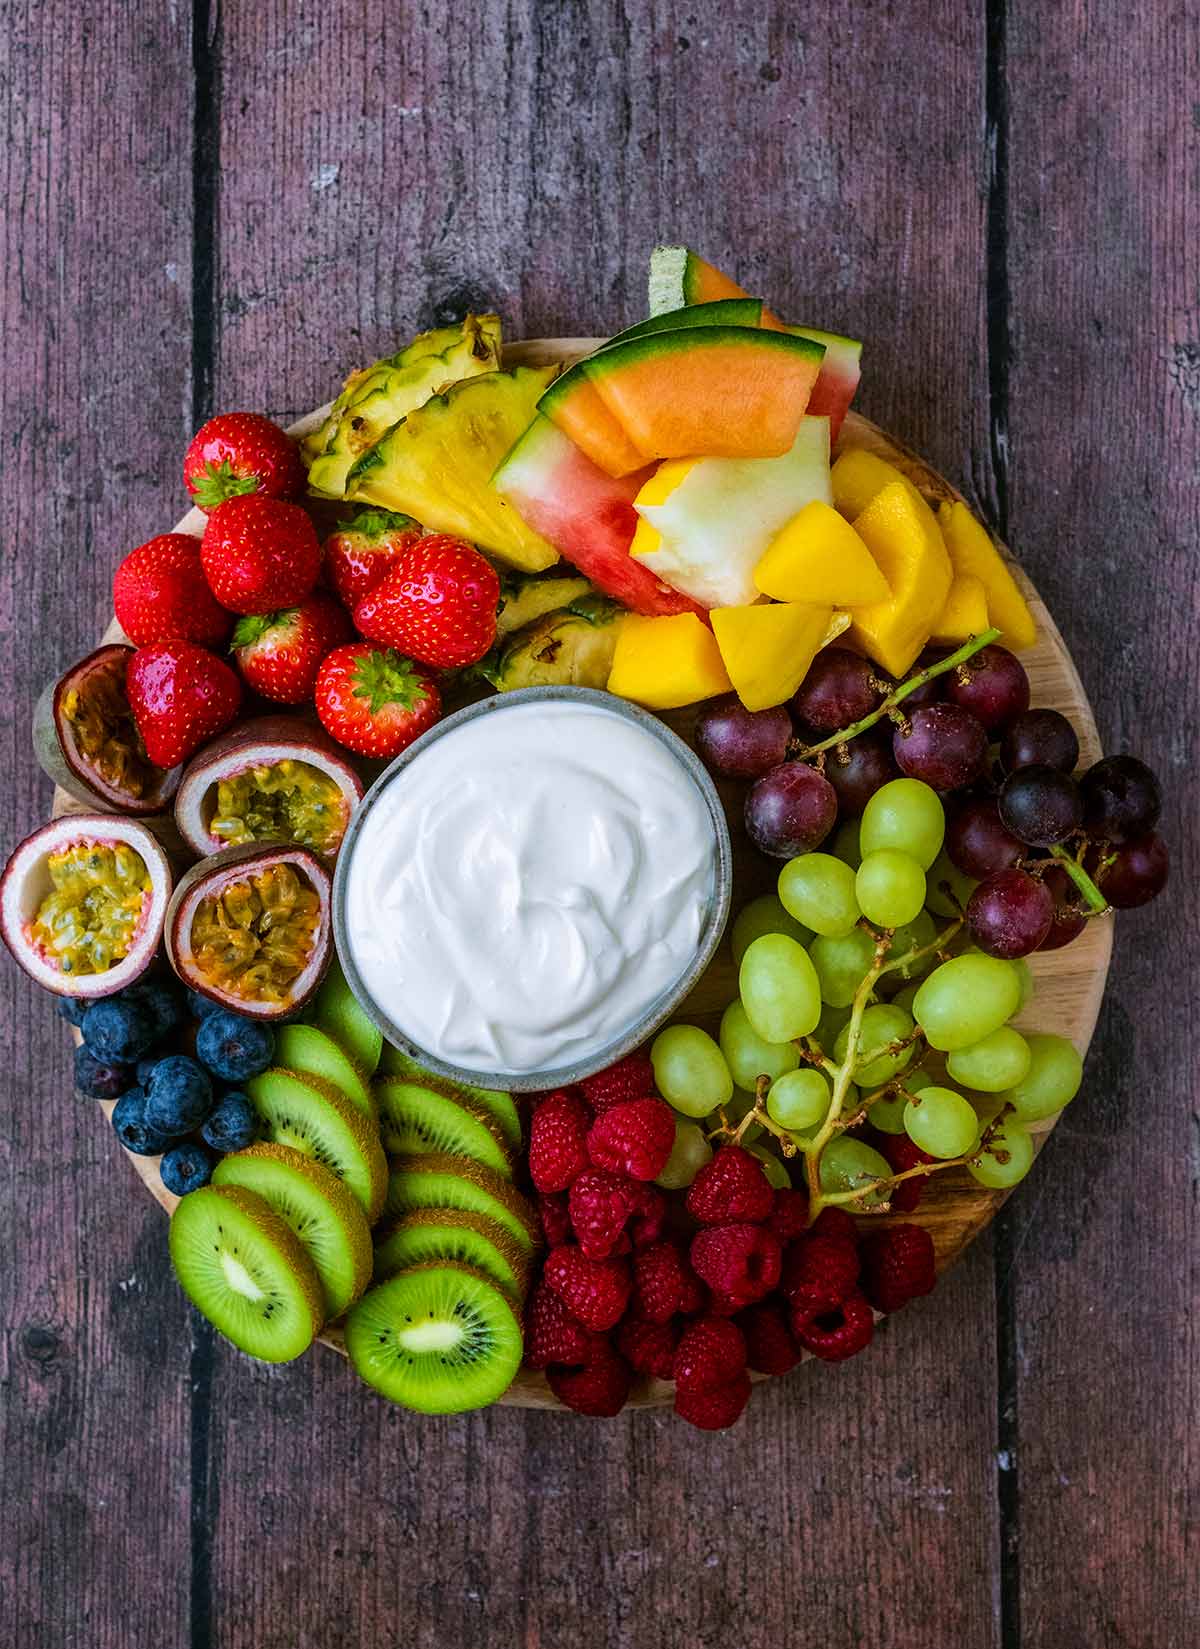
top-left (201, 496), bottom-right (322, 616)
top-left (184, 412), bottom-right (305, 511)
top-left (859, 1223), bottom-right (936, 1314)
top-left (542, 1245), bottom-right (631, 1333)
top-left (790, 1289), bottom-right (875, 1362)
top-left (547, 1338), bottom-right (632, 1417)
top-left (779, 1233), bottom-right (860, 1316)
top-left (568, 1168), bottom-right (636, 1260)
top-left (580, 1049), bottom-right (657, 1113)
top-left (232, 595), bottom-right (351, 704)
top-left (353, 534), bottom-right (500, 669)
top-left (686, 1145), bottom-right (774, 1226)
top-left (527, 1089), bottom-right (592, 1194)
top-left (674, 1373), bottom-right (752, 1430)
top-left (523, 1283), bottom-right (592, 1370)
top-left (585, 1097), bottom-right (675, 1181)
top-left (617, 1316), bottom-right (680, 1381)
top-left (323, 510), bottom-right (423, 610)
top-left (125, 641), bottom-right (242, 768)
top-left (689, 1223), bottom-right (782, 1311)
top-left (737, 1300), bottom-right (802, 1376)
top-left (672, 1315), bottom-right (747, 1393)
top-left (113, 533), bottom-right (233, 648)
top-left (313, 643), bottom-right (439, 759)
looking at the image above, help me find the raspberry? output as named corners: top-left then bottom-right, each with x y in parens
top-left (779, 1232), bottom-right (860, 1315)
top-left (543, 1244), bottom-right (631, 1333)
top-left (547, 1338), bottom-right (632, 1416)
top-left (768, 1186), bottom-right (810, 1243)
top-left (689, 1223), bottom-right (782, 1310)
top-left (523, 1283), bottom-right (593, 1369)
top-left (626, 1181), bottom-right (667, 1248)
top-left (674, 1373), bottom-right (753, 1430)
top-left (528, 1089), bottom-right (591, 1193)
top-left (586, 1097), bottom-right (675, 1181)
top-left (859, 1223), bottom-right (937, 1313)
top-left (581, 1049), bottom-right (657, 1113)
top-left (686, 1145), bottom-right (774, 1225)
top-left (737, 1300), bottom-right (802, 1376)
top-left (568, 1168), bottom-right (637, 1259)
top-left (791, 1289), bottom-right (875, 1361)
top-left (617, 1316), bottom-right (680, 1380)
top-left (676, 1263), bottom-right (708, 1316)
top-left (536, 1192), bottom-right (572, 1248)
top-left (631, 1241), bottom-right (689, 1323)
top-left (876, 1132), bottom-right (935, 1213)
top-left (672, 1314), bottom-right (747, 1393)
top-left (810, 1206), bottom-right (860, 1247)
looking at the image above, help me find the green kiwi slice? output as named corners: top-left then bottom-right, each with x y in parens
top-left (384, 1153), bottom-right (539, 1255)
top-left (213, 1143), bottom-right (373, 1321)
top-left (344, 1261), bottom-right (523, 1413)
top-left (168, 1183), bottom-right (323, 1363)
top-left (377, 1046), bottom-right (521, 1150)
top-left (245, 1067), bottom-right (387, 1223)
top-left (373, 1210), bottom-right (531, 1302)
top-left (373, 1076), bottom-right (513, 1177)
top-left (274, 1023), bottom-right (375, 1120)
top-left (308, 959), bottom-right (383, 1077)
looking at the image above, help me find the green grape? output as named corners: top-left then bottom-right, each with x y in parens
top-left (947, 1026), bottom-right (1032, 1093)
top-left (651, 1024), bottom-right (733, 1117)
top-left (731, 894), bottom-right (811, 967)
top-left (719, 999), bottom-right (801, 1091)
top-left (1012, 957), bottom-right (1035, 1011)
top-left (655, 1117), bottom-right (714, 1190)
top-left (832, 817), bottom-right (862, 868)
top-left (868, 1086), bottom-right (909, 1133)
top-left (778, 853), bottom-right (861, 937)
top-left (818, 1136), bottom-right (891, 1207)
top-left (834, 1003), bottom-right (916, 1087)
top-left (856, 850), bottom-right (926, 928)
top-left (747, 1143), bottom-right (792, 1190)
top-left (903, 1084), bottom-right (978, 1158)
top-left (912, 952), bottom-right (1022, 1051)
top-left (739, 933), bottom-right (821, 1044)
top-left (999, 1033), bottom-right (1083, 1123)
top-left (925, 849), bottom-right (978, 918)
top-left (968, 1115), bottom-right (1035, 1188)
top-left (725, 1088), bottom-right (764, 1143)
top-left (809, 927), bottom-right (878, 1008)
top-left (860, 777), bottom-right (945, 870)
top-left (886, 910), bottom-right (938, 980)
top-left (969, 1093), bottom-right (1007, 1134)
top-left (889, 980), bottom-right (920, 1017)
top-left (767, 1068), bottom-right (830, 1134)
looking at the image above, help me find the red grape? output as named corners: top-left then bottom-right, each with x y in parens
top-left (966, 868), bottom-right (1054, 958)
top-left (1036, 864), bottom-right (1087, 951)
top-left (696, 695), bottom-right (792, 779)
top-left (946, 797), bottom-right (1024, 878)
top-left (999, 708), bottom-right (1079, 774)
top-left (893, 703), bottom-right (988, 792)
top-left (946, 644), bottom-right (1030, 731)
top-left (745, 762), bottom-right (838, 859)
top-left (1079, 754), bottom-right (1162, 842)
top-left (998, 765), bottom-right (1083, 846)
top-left (791, 647), bottom-right (886, 731)
top-left (824, 728), bottom-right (900, 816)
top-left (1089, 832), bottom-right (1169, 908)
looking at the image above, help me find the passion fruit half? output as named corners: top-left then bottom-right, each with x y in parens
top-left (166, 841), bottom-right (332, 1020)
top-left (0, 815), bottom-right (173, 997)
top-left (34, 644), bottom-right (180, 815)
top-left (174, 716), bottom-right (364, 861)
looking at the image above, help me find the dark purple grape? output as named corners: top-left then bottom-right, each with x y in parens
top-left (946, 644), bottom-right (1030, 732)
top-left (966, 868), bottom-right (1054, 959)
top-left (1089, 832), bottom-right (1169, 908)
top-left (791, 648), bottom-right (886, 731)
top-left (695, 695), bottom-right (792, 779)
top-left (745, 761), bottom-right (837, 860)
top-left (902, 647), bottom-right (953, 708)
top-left (1079, 754), bottom-right (1162, 843)
top-left (824, 728), bottom-right (900, 816)
top-left (945, 797), bottom-right (1024, 878)
top-left (999, 708), bottom-right (1080, 774)
top-left (892, 703), bottom-right (988, 792)
top-left (1036, 865), bottom-right (1087, 951)
top-left (998, 765), bottom-right (1083, 846)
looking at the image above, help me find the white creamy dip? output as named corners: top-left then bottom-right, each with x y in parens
top-left (341, 699), bottom-right (717, 1076)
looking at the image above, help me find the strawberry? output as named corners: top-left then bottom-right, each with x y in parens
top-left (113, 533), bottom-right (233, 648)
top-left (313, 643), bottom-right (439, 759)
top-left (126, 641), bottom-right (242, 768)
top-left (201, 496), bottom-right (322, 616)
top-left (231, 595), bottom-right (352, 705)
top-left (353, 534), bottom-right (500, 669)
top-left (323, 510), bottom-right (423, 611)
top-left (184, 413), bottom-right (305, 511)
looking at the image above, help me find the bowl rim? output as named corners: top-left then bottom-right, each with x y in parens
top-left (331, 685), bottom-right (733, 1092)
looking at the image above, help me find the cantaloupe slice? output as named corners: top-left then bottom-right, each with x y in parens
top-left (847, 482), bottom-right (953, 678)
top-left (606, 613), bottom-right (732, 710)
top-left (930, 573), bottom-right (990, 644)
top-left (711, 602), bottom-right (835, 712)
top-left (937, 501), bottom-right (1037, 650)
top-left (754, 499), bottom-right (890, 606)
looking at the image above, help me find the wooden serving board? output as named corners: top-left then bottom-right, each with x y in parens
top-left (58, 338), bottom-right (1112, 1411)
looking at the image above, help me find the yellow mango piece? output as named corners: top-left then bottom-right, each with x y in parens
top-left (630, 515), bottom-right (663, 558)
top-left (937, 501), bottom-right (1037, 650)
top-left (754, 499), bottom-right (891, 606)
top-left (710, 602), bottom-right (835, 712)
top-left (607, 613), bottom-right (732, 710)
top-left (930, 573), bottom-right (990, 644)
top-left (831, 449), bottom-right (912, 520)
top-left (848, 481), bottom-right (953, 678)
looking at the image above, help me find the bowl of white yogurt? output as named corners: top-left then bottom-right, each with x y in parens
top-left (332, 686), bottom-right (732, 1092)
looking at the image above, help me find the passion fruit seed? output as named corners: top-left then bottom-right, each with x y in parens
top-left (62, 665), bottom-right (158, 800)
top-left (190, 862), bottom-right (321, 1004)
top-left (28, 842), bottom-right (150, 978)
top-left (209, 760), bottom-right (346, 857)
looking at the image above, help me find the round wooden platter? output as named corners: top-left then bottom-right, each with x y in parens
top-left (58, 338), bottom-right (1112, 1411)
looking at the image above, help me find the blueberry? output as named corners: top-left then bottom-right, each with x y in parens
top-left (74, 1042), bottom-right (136, 1100)
top-left (144, 1055), bottom-right (214, 1137)
top-left (122, 979), bottom-right (184, 1042)
top-left (160, 1142), bottom-right (217, 1196)
top-left (81, 998), bottom-right (157, 1064)
top-left (136, 1055), bottom-right (162, 1088)
top-left (201, 1092), bottom-right (258, 1153)
top-left (56, 996), bottom-right (91, 1028)
top-left (195, 1012), bottom-right (276, 1083)
top-left (188, 990), bottom-right (222, 1021)
top-left (112, 1088), bottom-right (171, 1156)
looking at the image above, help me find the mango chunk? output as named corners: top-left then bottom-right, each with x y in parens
top-left (607, 613), bottom-right (732, 710)
top-left (937, 501), bottom-right (1037, 650)
top-left (831, 449), bottom-right (913, 521)
top-left (930, 573), bottom-right (990, 644)
top-left (754, 499), bottom-right (890, 606)
top-left (848, 481), bottom-right (953, 678)
top-left (711, 602), bottom-right (835, 712)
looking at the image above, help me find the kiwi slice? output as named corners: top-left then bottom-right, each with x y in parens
top-left (274, 1023), bottom-right (374, 1120)
top-left (377, 1046), bottom-right (521, 1151)
top-left (373, 1210), bottom-right (531, 1301)
top-left (374, 1076), bottom-right (513, 1177)
top-left (384, 1153), bottom-right (539, 1254)
top-left (345, 1261), bottom-right (523, 1413)
top-left (245, 1067), bottom-right (387, 1223)
top-left (168, 1183), bottom-right (323, 1362)
top-left (213, 1143), bottom-right (372, 1321)
top-left (308, 959), bottom-right (383, 1077)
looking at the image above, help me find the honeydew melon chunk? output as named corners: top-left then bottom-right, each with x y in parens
top-left (711, 602), bottom-right (835, 712)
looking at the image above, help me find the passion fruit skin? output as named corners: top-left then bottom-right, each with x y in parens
top-left (165, 840), bottom-right (332, 1021)
top-left (34, 644), bottom-right (181, 816)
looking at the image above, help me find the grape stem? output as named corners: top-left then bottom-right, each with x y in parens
top-left (791, 627), bottom-right (1003, 759)
top-left (1048, 842), bottom-right (1110, 913)
top-left (819, 1103), bottom-right (1016, 1211)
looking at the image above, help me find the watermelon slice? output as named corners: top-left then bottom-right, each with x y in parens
top-left (492, 416), bottom-right (705, 618)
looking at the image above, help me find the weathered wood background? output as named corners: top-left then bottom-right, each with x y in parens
top-left (0, 3), bottom-right (1196, 1646)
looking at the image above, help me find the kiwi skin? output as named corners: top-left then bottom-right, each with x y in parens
top-left (373, 1208), bottom-right (532, 1301)
top-left (385, 1152), bottom-right (540, 1248)
top-left (247, 1066), bottom-right (388, 1225)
